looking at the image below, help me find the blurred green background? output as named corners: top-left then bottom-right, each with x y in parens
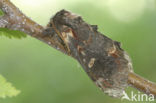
top-left (0, 0), bottom-right (156, 103)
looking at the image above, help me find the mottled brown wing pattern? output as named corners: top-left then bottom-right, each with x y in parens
top-left (44, 10), bottom-right (133, 98)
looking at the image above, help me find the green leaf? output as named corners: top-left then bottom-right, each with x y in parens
top-left (0, 75), bottom-right (20, 98)
top-left (0, 28), bottom-right (27, 39)
top-left (0, 9), bottom-right (4, 16)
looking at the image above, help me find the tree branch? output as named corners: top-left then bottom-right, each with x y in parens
top-left (0, 0), bottom-right (156, 98)
top-left (128, 72), bottom-right (156, 96)
top-left (0, 0), bottom-right (67, 54)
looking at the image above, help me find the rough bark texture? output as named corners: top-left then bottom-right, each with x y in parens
top-left (0, 0), bottom-right (156, 98)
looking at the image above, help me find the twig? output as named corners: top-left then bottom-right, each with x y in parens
top-left (128, 72), bottom-right (156, 96)
top-left (0, 0), bottom-right (156, 98)
top-left (0, 0), bottom-right (67, 54)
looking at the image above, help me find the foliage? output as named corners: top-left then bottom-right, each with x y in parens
top-left (0, 10), bottom-right (4, 16)
top-left (0, 28), bottom-right (27, 39)
top-left (0, 10), bottom-right (23, 99)
top-left (0, 75), bottom-right (20, 98)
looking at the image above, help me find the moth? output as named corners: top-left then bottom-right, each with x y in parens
top-left (43, 10), bottom-right (133, 98)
